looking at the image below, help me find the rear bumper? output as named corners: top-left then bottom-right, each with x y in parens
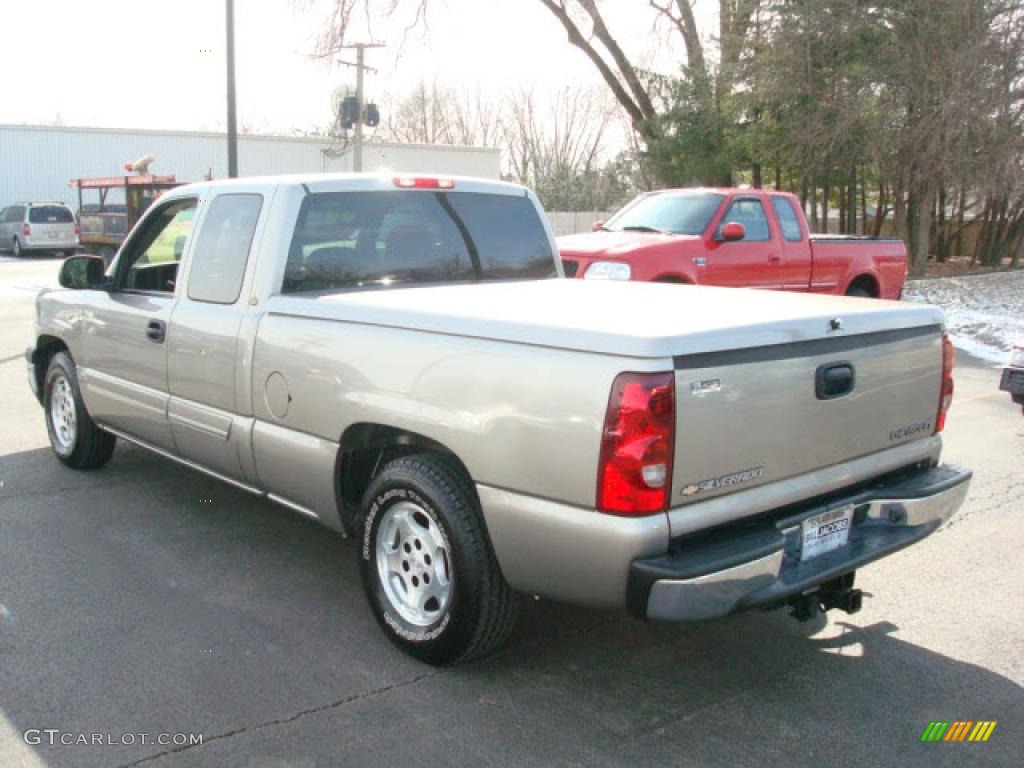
top-left (627, 464), bottom-right (971, 620)
top-left (24, 238), bottom-right (78, 251)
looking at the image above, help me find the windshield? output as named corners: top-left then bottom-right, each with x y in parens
top-left (605, 192), bottom-right (724, 235)
top-left (283, 190), bottom-right (556, 294)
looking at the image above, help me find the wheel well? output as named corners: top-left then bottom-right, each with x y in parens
top-left (32, 336), bottom-right (68, 398)
top-left (335, 424), bottom-right (472, 533)
top-left (653, 275), bottom-right (689, 284)
top-left (846, 274), bottom-right (879, 297)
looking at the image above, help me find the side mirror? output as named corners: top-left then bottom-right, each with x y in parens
top-left (592, 219), bottom-right (606, 232)
top-left (720, 222), bottom-right (746, 242)
top-left (58, 255), bottom-right (107, 290)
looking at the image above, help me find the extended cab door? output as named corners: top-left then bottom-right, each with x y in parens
top-left (769, 195), bottom-right (813, 291)
top-left (78, 196), bottom-right (197, 450)
top-left (703, 196), bottom-right (783, 289)
top-left (166, 189), bottom-right (267, 482)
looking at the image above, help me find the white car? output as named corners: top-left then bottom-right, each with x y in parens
top-left (0, 201), bottom-right (79, 257)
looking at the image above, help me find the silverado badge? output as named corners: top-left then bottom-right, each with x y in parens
top-left (681, 466), bottom-right (765, 496)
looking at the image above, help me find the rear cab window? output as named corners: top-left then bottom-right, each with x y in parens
top-left (282, 190), bottom-right (555, 294)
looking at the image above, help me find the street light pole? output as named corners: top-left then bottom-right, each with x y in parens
top-left (226, 0), bottom-right (238, 178)
top-left (354, 44), bottom-right (364, 172)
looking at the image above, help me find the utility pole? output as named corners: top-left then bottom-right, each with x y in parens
top-left (226, 0), bottom-right (238, 178)
top-left (338, 43), bottom-right (384, 172)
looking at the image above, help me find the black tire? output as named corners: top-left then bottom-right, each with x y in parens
top-left (43, 351), bottom-right (116, 469)
top-left (845, 285), bottom-right (874, 298)
top-left (358, 453), bottom-right (518, 665)
top-left (12, 237), bottom-right (22, 257)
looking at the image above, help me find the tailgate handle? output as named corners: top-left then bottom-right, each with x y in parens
top-left (816, 362), bottom-right (855, 400)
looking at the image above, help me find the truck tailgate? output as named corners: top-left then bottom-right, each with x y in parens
top-left (671, 324), bottom-right (943, 506)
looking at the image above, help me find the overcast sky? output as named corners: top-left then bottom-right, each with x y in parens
top-left (0, 0), bottom-right (717, 136)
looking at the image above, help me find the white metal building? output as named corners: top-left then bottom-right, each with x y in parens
top-left (0, 124), bottom-right (502, 206)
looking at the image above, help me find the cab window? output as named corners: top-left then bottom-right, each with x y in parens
top-left (719, 199), bottom-right (771, 242)
top-left (772, 198), bottom-right (804, 242)
top-left (120, 198), bottom-right (197, 293)
top-left (187, 194), bottom-right (263, 304)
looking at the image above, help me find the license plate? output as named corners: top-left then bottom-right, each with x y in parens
top-left (800, 505), bottom-right (854, 561)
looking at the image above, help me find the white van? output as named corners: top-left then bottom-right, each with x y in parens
top-left (0, 202), bottom-right (79, 257)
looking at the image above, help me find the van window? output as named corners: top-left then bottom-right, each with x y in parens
top-left (28, 206), bottom-right (74, 224)
top-left (283, 190), bottom-right (555, 294)
top-left (187, 194), bottom-right (263, 304)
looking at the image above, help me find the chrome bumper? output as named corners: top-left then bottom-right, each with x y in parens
top-left (629, 464), bottom-right (972, 621)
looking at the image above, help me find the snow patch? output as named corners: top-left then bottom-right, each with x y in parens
top-left (903, 272), bottom-right (1024, 364)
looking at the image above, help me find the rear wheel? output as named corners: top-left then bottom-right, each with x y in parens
top-left (845, 281), bottom-right (876, 298)
top-left (358, 453), bottom-right (518, 665)
top-left (12, 238), bottom-right (22, 257)
top-left (43, 351), bottom-right (116, 469)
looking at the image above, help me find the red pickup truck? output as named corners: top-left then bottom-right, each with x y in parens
top-left (558, 188), bottom-right (907, 298)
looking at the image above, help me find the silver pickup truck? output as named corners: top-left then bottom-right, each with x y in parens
top-left (28, 174), bottom-right (971, 665)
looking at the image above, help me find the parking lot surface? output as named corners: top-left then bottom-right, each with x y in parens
top-left (1, 257), bottom-right (1021, 767)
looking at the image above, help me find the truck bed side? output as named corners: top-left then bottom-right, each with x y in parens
top-left (808, 235), bottom-right (907, 298)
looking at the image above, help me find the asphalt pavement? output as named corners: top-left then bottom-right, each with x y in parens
top-left (1, 255), bottom-right (1021, 767)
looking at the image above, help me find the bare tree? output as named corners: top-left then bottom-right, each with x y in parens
top-left (504, 85), bottom-right (614, 178)
top-left (313, 1), bottom-right (763, 148)
top-left (381, 80), bottom-right (504, 147)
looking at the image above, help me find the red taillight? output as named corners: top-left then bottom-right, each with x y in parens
top-left (74, 220), bottom-right (80, 237)
top-left (935, 334), bottom-right (955, 433)
top-left (393, 176), bottom-right (455, 189)
top-left (597, 371), bottom-right (675, 516)
top-left (22, 223), bottom-right (31, 237)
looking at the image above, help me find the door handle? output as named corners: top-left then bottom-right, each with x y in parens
top-left (146, 320), bottom-right (166, 343)
top-left (768, 254), bottom-right (781, 263)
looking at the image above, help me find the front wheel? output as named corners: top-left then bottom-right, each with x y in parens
top-left (44, 351), bottom-right (116, 469)
top-left (358, 453), bottom-right (518, 665)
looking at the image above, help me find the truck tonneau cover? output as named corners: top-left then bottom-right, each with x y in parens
top-left (267, 279), bottom-right (943, 360)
